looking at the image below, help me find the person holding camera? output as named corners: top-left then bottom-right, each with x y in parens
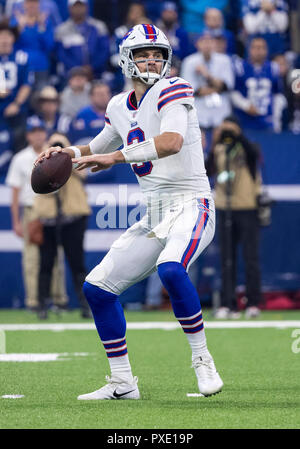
top-left (206, 116), bottom-right (263, 319)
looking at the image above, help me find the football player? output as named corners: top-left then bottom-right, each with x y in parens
top-left (36, 24), bottom-right (223, 400)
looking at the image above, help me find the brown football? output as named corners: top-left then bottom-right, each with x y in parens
top-left (31, 152), bottom-right (72, 194)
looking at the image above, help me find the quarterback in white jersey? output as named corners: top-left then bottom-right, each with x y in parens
top-left (36, 24), bottom-right (223, 400)
top-left (90, 74), bottom-right (211, 197)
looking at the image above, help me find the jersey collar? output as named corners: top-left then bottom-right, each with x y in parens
top-left (126, 87), bottom-right (152, 111)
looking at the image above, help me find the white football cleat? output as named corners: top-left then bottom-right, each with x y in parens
top-left (245, 306), bottom-right (261, 318)
top-left (214, 307), bottom-right (230, 319)
top-left (192, 355), bottom-right (223, 397)
top-left (77, 375), bottom-right (140, 400)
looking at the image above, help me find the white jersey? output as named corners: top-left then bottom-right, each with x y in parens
top-left (93, 76), bottom-right (211, 199)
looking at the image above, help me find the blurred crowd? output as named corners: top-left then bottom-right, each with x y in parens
top-left (1, 0), bottom-right (300, 316)
top-left (0, 0), bottom-right (299, 179)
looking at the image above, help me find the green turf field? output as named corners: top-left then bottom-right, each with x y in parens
top-left (0, 309), bottom-right (300, 429)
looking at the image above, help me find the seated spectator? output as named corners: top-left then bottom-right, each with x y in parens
top-left (34, 85), bottom-right (70, 135)
top-left (5, 0), bottom-right (62, 26)
top-left (10, 0), bottom-right (55, 91)
top-left (59, 66), bottom-right (90, 119)
top-left (181, 31), bottom-right (234, 149)
top-left (156, 2), bottom-right (191, 60)
top-left (0, 20), bottom-right (32, 152)
top-left (242, 0), bottom-right (289, 57)
top-left (55, 0), bottom-right (110, 84)
top-left (231, 37), bottom-right (285, 131)
top-left (68, 81), bottom-right (111, 145)
top-left (203, 7), bottom-right (235, 54)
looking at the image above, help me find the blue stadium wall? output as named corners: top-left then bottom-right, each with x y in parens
top-left (0, 131), bottom-right (299, 308)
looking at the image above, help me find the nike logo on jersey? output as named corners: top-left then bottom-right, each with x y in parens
top-left (169, 79), bottom-right (179, 84)
top-left (113, 389), bottom-right (135, 399)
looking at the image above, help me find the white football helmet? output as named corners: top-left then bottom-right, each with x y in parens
top-left (119, 24), bottom-right (172, 85)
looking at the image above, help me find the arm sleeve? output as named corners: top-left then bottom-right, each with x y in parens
top-left (89, 122), bottom-right (123, 154)
top-left (159, 103), bottom-right (189, 139)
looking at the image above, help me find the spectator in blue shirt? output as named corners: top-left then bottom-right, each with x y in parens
top-left (10, 0), bottom-right (55, 90)
top-left (68, 81), bottom-right (111, 146)
top-left (242, 0), bottom-right (289, 57)
top-left (0, 20), bottom-right (32, 152)
top-left (68, 81), bottom-right (114, 183)
top-left (156, 2), bottom-right (191, 60)
top-left (231, 37), bottom-right (285, 131)
top-left (55, 0), bottom-right (110, 84)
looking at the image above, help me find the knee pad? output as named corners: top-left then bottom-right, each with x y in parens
top-left (83, 281), bottom-right (117, 308)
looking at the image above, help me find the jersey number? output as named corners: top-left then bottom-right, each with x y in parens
top-left (127, 127), bottom-right (153, 177)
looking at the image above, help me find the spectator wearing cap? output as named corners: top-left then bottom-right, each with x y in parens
top-left (55, 0), bottom-right (110, 84)
top-left (59, 67), bottom-right (90, 119)
top-left (0, 20), bottom-right (33, 153)
top-left (35, 85), bottom-right (71, 135)
top-left (10, 0), bottom-right (55, 91)
top-left (231, 37), bottom-right (285, 132)
top-left (203, 8), bottom-right (235, 55)
top-left (5, 116), bottom-right (68, 311)
top-left (156, 2), bottom-right (191, 60)
top-left (242, 0), bottom-right (289, 57)
top-left (181, 30), bottom-right (234, 150)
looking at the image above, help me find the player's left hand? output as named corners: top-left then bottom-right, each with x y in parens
top-left (72, 154), bottom-right (116, 172)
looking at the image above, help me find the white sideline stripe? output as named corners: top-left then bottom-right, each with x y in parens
top-left (0, 320), bottom-right (300, 331)
top-left (0, 352), bottom-right (90, 362)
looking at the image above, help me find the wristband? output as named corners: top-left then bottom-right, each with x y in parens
top-left (121, 138), bottom-right (158, 163)
top-left (69, 146), bottom-right (81, 158)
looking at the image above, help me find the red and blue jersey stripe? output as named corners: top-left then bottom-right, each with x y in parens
top-left (158, 83), bottom-right (193, 112)
top-left (181, 199), bottom-right (209, 270)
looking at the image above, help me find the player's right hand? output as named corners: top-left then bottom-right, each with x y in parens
top-left (34, 146), bottom-right (62, 165)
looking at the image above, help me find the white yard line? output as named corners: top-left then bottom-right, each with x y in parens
top-left (0, 321), bottom-right (300, 331)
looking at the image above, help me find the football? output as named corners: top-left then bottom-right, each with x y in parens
top-left (31, 151), bottom-right (72, 194)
